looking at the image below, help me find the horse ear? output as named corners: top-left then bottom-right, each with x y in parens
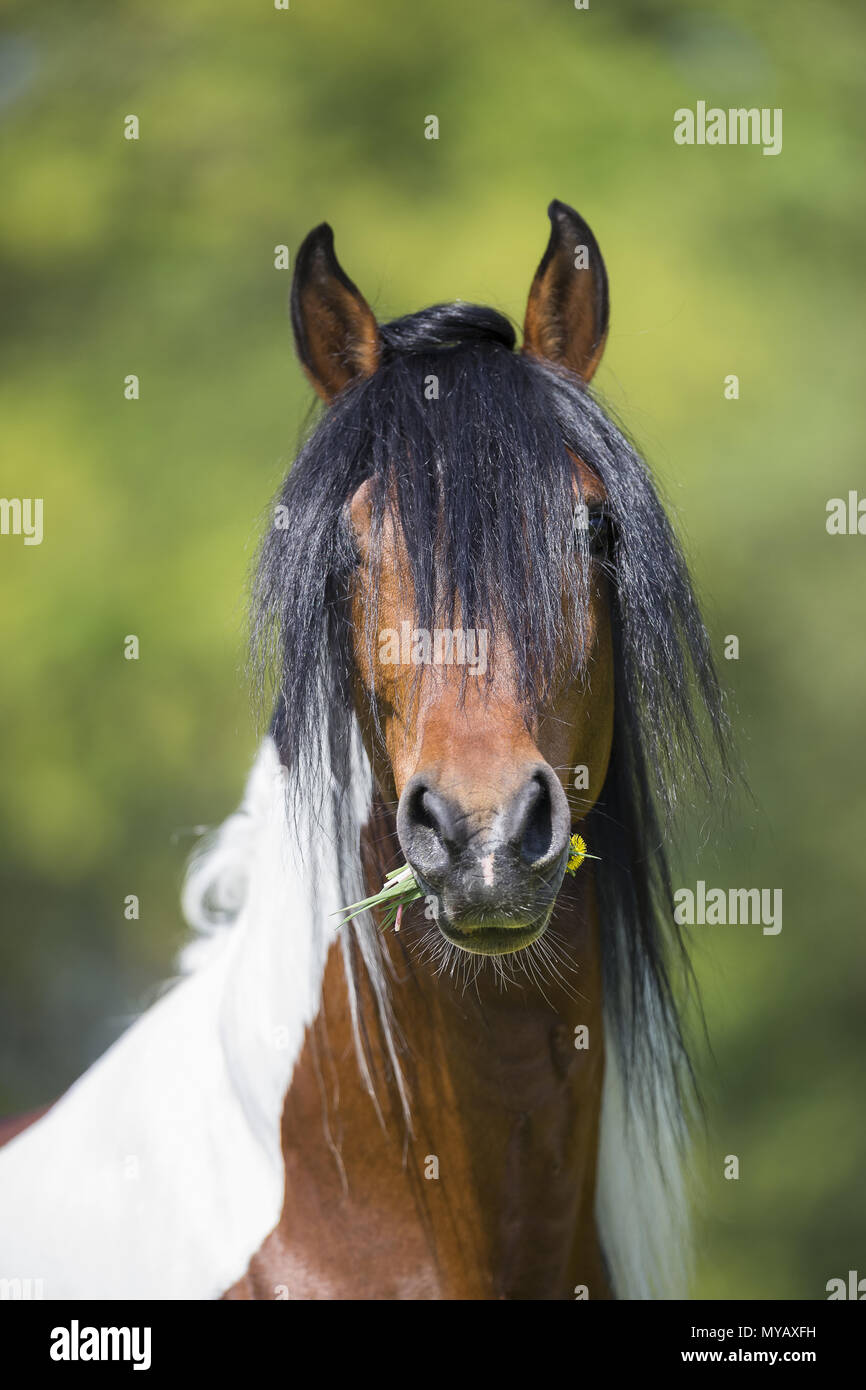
top-left (522, 200), bottom-right (609, 382)
top-left (290, 223), bottom-right (380, 402)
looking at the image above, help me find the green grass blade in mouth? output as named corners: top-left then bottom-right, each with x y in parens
top-left (334, 862), bottom-right (423, 930)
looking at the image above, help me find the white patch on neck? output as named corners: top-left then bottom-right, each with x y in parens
top-left (480, 852), bottom-right (495, 887)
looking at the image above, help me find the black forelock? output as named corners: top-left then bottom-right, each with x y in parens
top-left (378, 302), bottom-right (516, 355)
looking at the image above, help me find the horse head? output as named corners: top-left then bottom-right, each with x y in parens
top-left (287, 203), bottom-right (618, 955)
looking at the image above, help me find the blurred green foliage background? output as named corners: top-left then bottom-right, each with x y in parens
top-left (1, 0), bottom-right (864, 1299)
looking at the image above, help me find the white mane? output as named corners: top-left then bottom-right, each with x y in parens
top-left (0, 739), bottom-right (360, 1298)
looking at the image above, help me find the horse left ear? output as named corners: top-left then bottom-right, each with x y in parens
top-left (290, 223), bottom-right (380, 402)
top-left (523, 200), bottom-right (609, 382)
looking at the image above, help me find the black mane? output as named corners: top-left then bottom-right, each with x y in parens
top-left (252, 300), bottom-right (730, 1108)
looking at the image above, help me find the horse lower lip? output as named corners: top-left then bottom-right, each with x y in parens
top-left (437, 915), bottom-right (549, 956)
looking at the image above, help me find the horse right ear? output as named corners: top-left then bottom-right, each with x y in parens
top-left (290, 223), bottom-right (380, 402)
top-left (523, 200), bottom-right (609, 382)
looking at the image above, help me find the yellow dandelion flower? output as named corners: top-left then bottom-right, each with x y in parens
top-left (567, 833), bottom-right (587, 874)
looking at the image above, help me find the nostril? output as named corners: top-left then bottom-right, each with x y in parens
top-left (405, 783), bottom-right (448, 840)
top-left (511, 767), bottom-right (570, 870)
top-left (397, 776), bottom-right (456, 882)
top-left (414, 789), bottom-right (439, 835)
top-left (520, 773), bottom-right (553, 864)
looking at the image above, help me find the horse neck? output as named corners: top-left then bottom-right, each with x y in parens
top-left (266, 793), bottom-right (612, 1300)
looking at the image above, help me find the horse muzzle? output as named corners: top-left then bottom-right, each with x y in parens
top-left (396, 765), bottom-right (571, 954)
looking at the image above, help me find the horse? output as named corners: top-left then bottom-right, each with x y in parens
top-left (0, 200), bottom-right (728, 1300)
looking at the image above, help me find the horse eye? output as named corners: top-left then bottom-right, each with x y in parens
top-left (574, 506), bottom-right (609, 553)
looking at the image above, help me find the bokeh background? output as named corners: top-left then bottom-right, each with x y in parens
top-left (1, 0), bottom-right (864, 1299)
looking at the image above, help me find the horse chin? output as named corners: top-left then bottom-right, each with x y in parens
top-left (434, 906), bottom-right (553, 956)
